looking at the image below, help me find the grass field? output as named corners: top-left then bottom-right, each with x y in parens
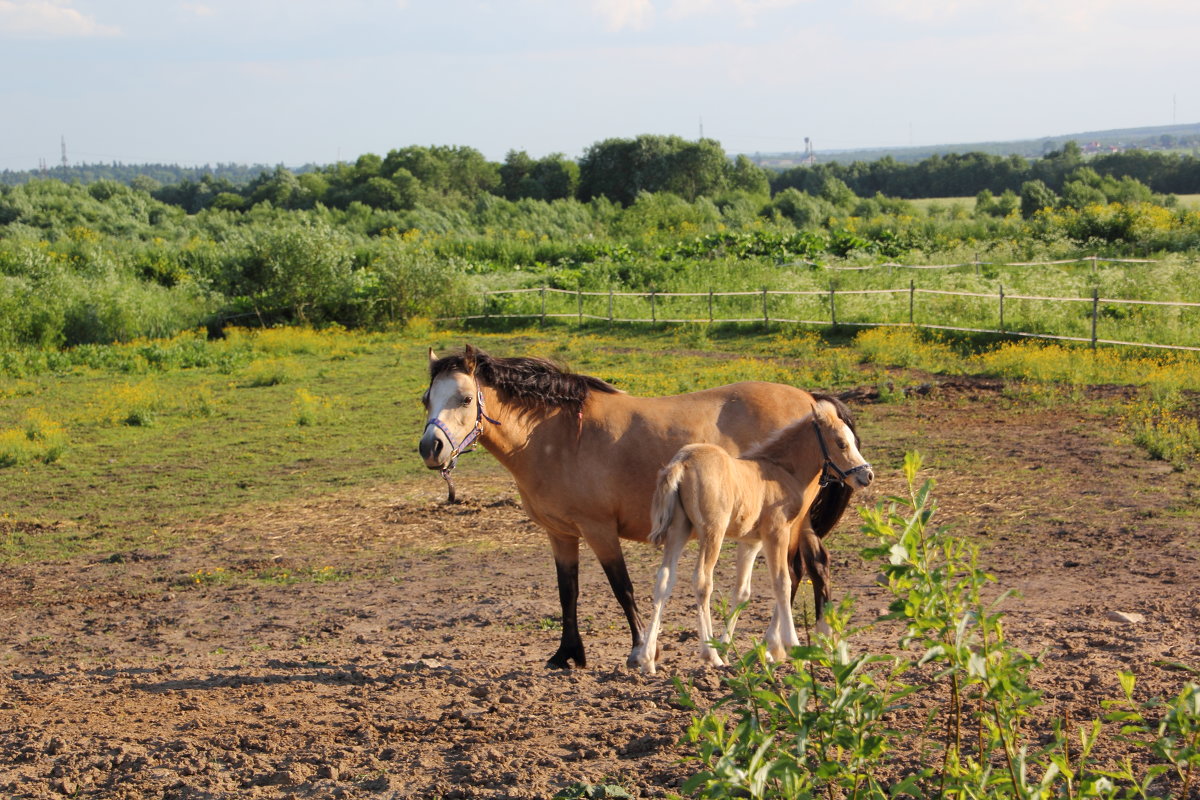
top-left (3, 323), bottom-right (1198, 566)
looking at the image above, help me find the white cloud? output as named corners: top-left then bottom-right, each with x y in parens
top-left (180, 3), bottom-right (215, 17)
top-left (590, 0), bottom-right (655, 31)
top-left (0, 0), bottom-right (120, 37)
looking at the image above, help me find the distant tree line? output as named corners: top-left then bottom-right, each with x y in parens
top-left (771, 141), bottom-right (1200, 199)
top-left (0, 161), bottom-right (280, 190)
top-left (3, 137), bottom-right (1200, 223)
top-left (5, 137), bottom-right (1200, 216)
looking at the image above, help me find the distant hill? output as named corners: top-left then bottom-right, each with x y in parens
top-left (750, 122), bottom-right (1200, 167)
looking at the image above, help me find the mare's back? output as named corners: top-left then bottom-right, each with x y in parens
top-left (586, 381), bottom-right (813, 539)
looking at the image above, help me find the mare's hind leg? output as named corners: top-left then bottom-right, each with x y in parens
top-left (792, 525), bottom-right (833, 637)
top-left (721, 540), bottom-right (761, 646)
top-left (634, 513), bottom-right (691, 674)
top-left (546, 535), bottom-right (586, 669)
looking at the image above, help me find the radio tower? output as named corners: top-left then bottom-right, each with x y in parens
top-left (61, 136), bottom-right (69, 169)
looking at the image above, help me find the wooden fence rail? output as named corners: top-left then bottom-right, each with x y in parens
top-left (461, 257), bottom-right (1200, 353)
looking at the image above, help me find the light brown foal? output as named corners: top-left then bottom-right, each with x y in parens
top-left (634, 400), bottom-right (873, 674)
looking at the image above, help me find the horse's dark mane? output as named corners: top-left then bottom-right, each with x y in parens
top-left (429, 347), bottom-right (619, 412)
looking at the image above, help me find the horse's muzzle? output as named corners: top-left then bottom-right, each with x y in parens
top-left (853, 465), bottom-right (875, 488)
top-left (419, 426), bottom-right (449, 469)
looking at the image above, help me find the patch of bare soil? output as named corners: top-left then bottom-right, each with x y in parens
top-left (2, 382), bottom-right (1199, 799)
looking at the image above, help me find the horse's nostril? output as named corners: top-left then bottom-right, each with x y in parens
top-left (420, 436), bottom-right (442, 460)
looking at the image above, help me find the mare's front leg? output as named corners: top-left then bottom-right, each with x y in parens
top-left (577, 523), bottom-right (648, 668)
top-left (547, 535), bottom-right (586, 669)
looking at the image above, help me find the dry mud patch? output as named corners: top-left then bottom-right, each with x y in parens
top-left (2, 383), bottom-right (1199, 799)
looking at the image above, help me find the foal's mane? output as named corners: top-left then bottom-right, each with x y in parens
top-left (744, 391), bottom-right (860, 538)
top-left (429, 347), bottom-right (619, 413)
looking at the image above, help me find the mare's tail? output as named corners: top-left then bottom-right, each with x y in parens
top-left (648, 456), bottom-right (688, 547)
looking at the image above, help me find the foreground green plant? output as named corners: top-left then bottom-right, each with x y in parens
top-left (679, 451), bottom-right (1199, 799)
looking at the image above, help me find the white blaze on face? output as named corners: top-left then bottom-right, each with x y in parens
top-left (420, 371), bottom-right (479, 469)
top-left (817, 400), bottom-right (873, 488)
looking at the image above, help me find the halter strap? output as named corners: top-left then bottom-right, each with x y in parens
top-left (811, 416), bottom-right (871, 487)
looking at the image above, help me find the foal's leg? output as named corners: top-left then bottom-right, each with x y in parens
top-left (721, 540), bottom-right (761, 646)
top-left (635, 513), bottom-right (691, 674)
top-left (694, 522), bottom-right (728, 668)
top-left (763, 529), bottom-right (802, 661)
top-left (547, 535), bottom-right (586, 669)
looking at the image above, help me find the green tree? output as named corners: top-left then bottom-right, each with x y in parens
top-left (1019, 179), bottom-right (1058, 218)
top-left (525, 154), bottom-right (580, 201)
top-left (729, 154), bottom-right (769, 197)
top-left (499, 150), bottom-right (535, 199)
top-left (245, 221), bottom-right (354, 321)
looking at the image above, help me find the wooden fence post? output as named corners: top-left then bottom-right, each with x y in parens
top-left (577, 289), bottom-right (582, 326)
top-left (829, 284), bottom-right (837, 327)
top-left (708, 289), bottom-right (714, 324)
top-left (540, 287), bottom-right (546, 326)
top-left (998, 284), bottom-right (1004, 333)
top-left (650, 291), bottom-right (657, 324)
top-left (762, 288), bottom-right (769, 328)
top-left (484, 291), bottom-right (490, 323)
top-left (909, 280), bottom-right (915, 325)
top-left (1091, 287), bottom-right (1099, 350)
top-left (608, 288), bottom-right (614, 326)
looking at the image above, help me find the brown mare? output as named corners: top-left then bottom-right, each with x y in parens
top-left (418, 345), bottom-right (861, 669)
top-left (634, 400), bottom-right (873, 674)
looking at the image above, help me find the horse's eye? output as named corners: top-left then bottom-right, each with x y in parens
top-left (460, 395), bottom-right (473, 407)
top-left (837, 438), bottom-right (848, 450)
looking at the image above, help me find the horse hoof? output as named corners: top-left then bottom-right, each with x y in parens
top-left (546, 649), bottom-right (586, 670)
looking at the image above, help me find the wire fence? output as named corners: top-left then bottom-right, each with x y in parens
top-left (462, 258), bottom-right (1200, 354)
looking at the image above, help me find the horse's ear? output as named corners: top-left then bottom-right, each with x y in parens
top-left (462, 344), bottom-right (478, 375)
top-left (428, 348), bottom-right (438, 365)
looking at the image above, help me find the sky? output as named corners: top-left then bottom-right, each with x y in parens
top-left (1, 0), bottom-right (1198, 172)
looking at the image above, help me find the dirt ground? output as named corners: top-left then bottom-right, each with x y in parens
top-left (2, 380), bottom-right (1198, 799)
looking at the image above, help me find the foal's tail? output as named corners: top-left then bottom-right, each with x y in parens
top-left (649, 456), bottom-right (688, 548)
